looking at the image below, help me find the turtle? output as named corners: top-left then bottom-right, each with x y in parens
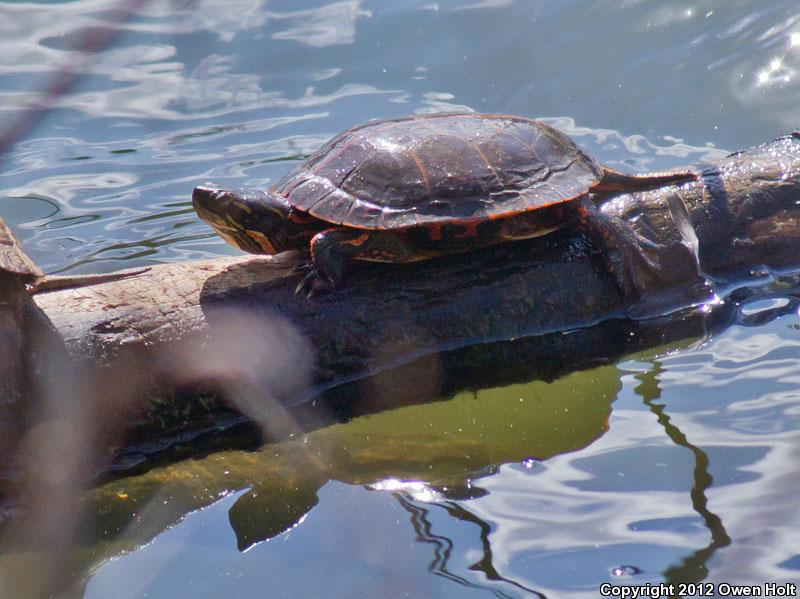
top-left (0, 218), bottom-right (149, 295)
top-left (191, 113), bottom-right (696, 298)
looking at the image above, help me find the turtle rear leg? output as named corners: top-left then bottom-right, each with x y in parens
top-left (575, 197), bottom-right (669, 305)
top-left (577, 197), bottom-right (710, 314)
top-left (297, 228), bottom-right (417, 296)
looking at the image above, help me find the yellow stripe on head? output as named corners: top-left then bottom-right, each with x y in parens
top-left (245, 229), bottom-right (277, 254)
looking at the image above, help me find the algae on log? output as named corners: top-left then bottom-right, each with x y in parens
top-left (21, 132), bottom-right (800, 449)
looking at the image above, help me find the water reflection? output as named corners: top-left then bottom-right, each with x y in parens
top-left (633, 360), bottom-right (731, 585)
top-left (74, 368), bottom-right (615, 589)
top-left (396, 494), bottom-right (539, 598)
top-left (268, 1), bottom-right (371, 48)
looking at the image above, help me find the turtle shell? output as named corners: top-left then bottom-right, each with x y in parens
top-left (273, 113), bottom-right (604, 230)
top-left (0, 219), bottom-right (43, 281)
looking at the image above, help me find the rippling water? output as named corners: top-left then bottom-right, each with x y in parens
top-left (2, 0), bottom-right (800, 597)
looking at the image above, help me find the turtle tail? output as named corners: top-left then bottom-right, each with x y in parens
top-left (597, 167), bottom-right (698, 193)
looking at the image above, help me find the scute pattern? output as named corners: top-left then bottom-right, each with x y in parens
top-left (273, 113), bottom-right (604, 230)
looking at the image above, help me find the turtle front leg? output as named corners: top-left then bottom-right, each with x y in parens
top-left (297, 228), bottom-right (416, 297)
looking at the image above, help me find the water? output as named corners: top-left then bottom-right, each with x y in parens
top-left (2, 0), bottom-right (800, 596)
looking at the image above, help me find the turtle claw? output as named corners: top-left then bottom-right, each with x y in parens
top-left (294, 270), bottom-right (315, 296)
top-left (294, 268), bottom-right (334, 298)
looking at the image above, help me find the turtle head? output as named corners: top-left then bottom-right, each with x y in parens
top-left (192, 186), bottom-right (301, 255)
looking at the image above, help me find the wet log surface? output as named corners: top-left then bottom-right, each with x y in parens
top-left (17, 132), bottom-right (800, 459)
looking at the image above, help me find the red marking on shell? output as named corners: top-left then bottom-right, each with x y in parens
top-left (342, 232), bottom-right (371, 247)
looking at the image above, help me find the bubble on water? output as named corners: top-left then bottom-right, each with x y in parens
top-left (740, 296), bottom-right (791, 317)
top-left (610, 565), bottom-right (642, 578)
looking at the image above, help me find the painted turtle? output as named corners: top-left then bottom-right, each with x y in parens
top-left (192, 113), bottom-right (695, 297)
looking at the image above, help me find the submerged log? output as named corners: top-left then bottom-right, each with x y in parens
top-left (8, 131), bottom-right (800, 458)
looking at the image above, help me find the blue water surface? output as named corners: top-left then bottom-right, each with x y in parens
top-left (2, 0), bottom-right (800, 597)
